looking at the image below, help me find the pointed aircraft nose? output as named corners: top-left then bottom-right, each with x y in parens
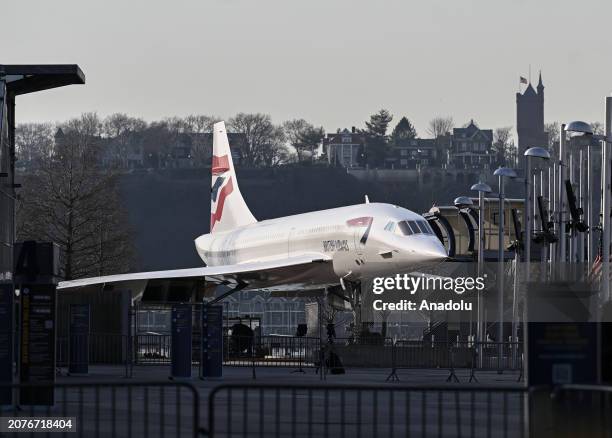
top-left (420, 239), bottom-right (448, 261)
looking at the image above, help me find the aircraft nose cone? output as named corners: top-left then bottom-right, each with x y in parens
top-left (421, 239), bottom-right (448, 261)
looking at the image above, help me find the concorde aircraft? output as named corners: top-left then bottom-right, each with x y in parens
top-left (58, 122), bottom-right (447, 300)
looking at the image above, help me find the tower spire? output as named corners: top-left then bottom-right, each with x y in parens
top-left (537, 70), bottom-right (544, 90)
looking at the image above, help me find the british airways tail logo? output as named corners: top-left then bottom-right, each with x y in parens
top-left (210, 154), bottom-right (233, 231)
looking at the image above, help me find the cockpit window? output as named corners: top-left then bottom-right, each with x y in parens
top-left (397, 221), bottom-right (412, 235)
top-left (407, 220), bottom-right (420, 234)
top-left (416, 220), bottom-right (432, 235)
top-left (397, 220), bottom-right (433, 236)
top-left (384, 221), bottom-right (396, 232)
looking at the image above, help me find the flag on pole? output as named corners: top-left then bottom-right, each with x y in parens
top-left (589, 233), bottom-right (604, 283)
top-left (520, 76), bottom-right (528, 84)
top-left (589, 252), bottom-right (602, 282)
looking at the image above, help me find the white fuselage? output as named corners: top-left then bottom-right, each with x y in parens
top-left (195, 203), bottom-right (447, 289)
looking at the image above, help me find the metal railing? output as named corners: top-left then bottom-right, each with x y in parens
top-left (207, 383), bottom-right (528, 438)
top-left (135, 333), bottom-right (172, 364)
top-left (62, 333), bottom-right (522, 379)
top-left (224, 336), bottom-right (321, 369)
top-left (0, 381), bottom-right (201, 437)
top-left (2, 381), bottom-right (611, 437)
top-left (392, 341), bottom-right (522, 369)
top-left (57, 333), bottom-right (131, 366)
top-left (388, 341), bottom-right (523, 382)
top-left (542, 384), bottom-right (612, 437)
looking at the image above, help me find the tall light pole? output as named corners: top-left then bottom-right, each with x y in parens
top-left (454, 195), bottom-right (475, 337)
top-left (558, 124), bottom-right (568, 271)
top-left (471, 181), bottom-right (492, 365)
top-left (493, 167), bottom-right (517, 372)
top-left (566, 105), bottom-right (612, 301)
top-left (524, 147), bottom-right (551, 283)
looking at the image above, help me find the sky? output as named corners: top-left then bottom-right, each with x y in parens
top-left (3, 0), bottom-right (612, 137)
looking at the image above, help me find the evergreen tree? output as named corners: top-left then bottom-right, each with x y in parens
top-left (365, 109), bottom-right (393, 137)
top-left (364, 109), bottom-right (393, 167)
top-left (390, 117), bottom-right (418, 145)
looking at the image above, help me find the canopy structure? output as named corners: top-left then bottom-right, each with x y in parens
top-left (0, 64), bottom-right (85, 280)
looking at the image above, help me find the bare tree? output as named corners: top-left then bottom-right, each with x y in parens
top-left (260, 125), bottom-right (290, 167)
top-left (426, 116), bottom-right (454, 138)
top-left (283, 119), bottom-right (325, 162)
top-left (183, 115), bottom-right (221, 166)
top-left (102, 113), bottom-right (147, 139)
top-left (102, 113), bottom-right (147, 168)
top-left (228, 113), bottom-right (289, 167)
top-left (544, 122), bottom-right (560, 160)
top-left (184, 115), bottom-right (218, 133)
top-left (15, 123), bottom-right (55, 169)
top-left (17, 113), bottom-right (133, 280)
top-left (493, 127), bottom-right (515, 167)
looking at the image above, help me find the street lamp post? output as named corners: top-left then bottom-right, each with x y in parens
top-left (587, 144), bottom-right (593, 265)
top-left (518, 148), bottom-right (550, 367)
top-left (454, 195), bottom-right (475, 338)
top-left (558, 124), bottom-right (568, 272)
top-left (470, 182), bottom-right (492, 366)
top-left (579, 149), bottom-right (585, 264)
top-left (493, 167), bottom-right (517, 373)
top-left (524, 147), bottom-right (551, 283)
top-left (566, 106), bottom-right (612, 301)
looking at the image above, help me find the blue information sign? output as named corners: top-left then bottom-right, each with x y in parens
top-left (0, 283), bottom-right (13, 405)
top-left (69, 304), bottom-right (90, 375)
top-left (171, 304), bottom-right (192, 379)
top-left (201, 305), bottom-right (223, 379)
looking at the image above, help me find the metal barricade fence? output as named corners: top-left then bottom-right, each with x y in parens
top-left (2, 381), bottom-right (611, 437)
top-left (544, 384), bottom-right (612, 437)
top-left (223, 336), bottom-right (321, 368)
top-left (390, 341), bottom-right (523, 371)
top-left (0, 381), bottom-right (201, 437)
top-left (327, 337), bottom-right (394, 368)
top-left (207, 383), bottom-right (528, 438)
top-left (56, 333), bottom-right (524, 376)
top-left (57, 333), bottom-right (131, 366)
top-left (135, 333), bottom-right (172, 365)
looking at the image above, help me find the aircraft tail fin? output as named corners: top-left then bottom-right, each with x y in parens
top-left (210, 121), bottom-right (257, 233)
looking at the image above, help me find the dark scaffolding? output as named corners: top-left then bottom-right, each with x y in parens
top-left (0, 65), bottom-right (85, 280)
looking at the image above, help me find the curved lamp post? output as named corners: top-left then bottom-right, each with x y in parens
top-left (454, 195), bottom-right (474, 339)
top-left (453, 196), bottom-right (474, 209)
